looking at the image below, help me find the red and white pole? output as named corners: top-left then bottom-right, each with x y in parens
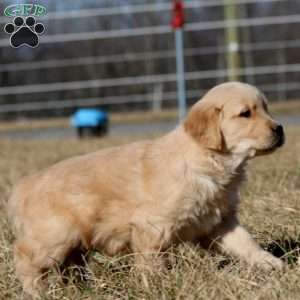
top-left (171, 0), bottom-right (186, 121)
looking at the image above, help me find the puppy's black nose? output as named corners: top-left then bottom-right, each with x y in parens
top-left (272, 124), bottom-right (285, 147)
top-left (273, 124), bottom-right (284, 137)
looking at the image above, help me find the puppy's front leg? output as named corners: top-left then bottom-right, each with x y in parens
top-left (209, 216), bottom-right (283, 270)
top-left (130, 222), bottom-right (168, 272)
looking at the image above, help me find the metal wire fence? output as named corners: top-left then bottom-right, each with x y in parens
top-left (0, 0), bottom-right (299, 118)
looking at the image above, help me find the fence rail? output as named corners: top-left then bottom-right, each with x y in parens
top-left (0, 0), bottom-right (283, 23)
top-left (1, 39), bottom-right (300, 72)
top-left (0, 63), bottom-right (299, 96)
top-left (1, 13), bottom-right (299, 47)
top-left (0, 81), bottom-right (298, 114)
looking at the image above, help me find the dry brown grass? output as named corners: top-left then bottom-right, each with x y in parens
top-left (0, 129), bottom-right (299, 299)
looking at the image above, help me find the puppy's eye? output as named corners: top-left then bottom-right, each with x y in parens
top-left (239, 110), bottom-right (251, 118)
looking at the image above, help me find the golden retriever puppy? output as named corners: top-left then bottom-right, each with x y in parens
top-left (8, 82), bottom-right (285, 297)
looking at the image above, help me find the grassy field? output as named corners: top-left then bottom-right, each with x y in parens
top-left (0, 128), bottom-right (300, 299)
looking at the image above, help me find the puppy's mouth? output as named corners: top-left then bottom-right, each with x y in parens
top-left (274, 133), bottom-right (285, 148)
top-left (257, 134), bottom-right (285, 155)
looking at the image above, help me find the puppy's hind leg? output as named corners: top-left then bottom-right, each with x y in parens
top-left (14, 240), bottom-right (44, 298)
top-left (14, 228), bottom-right (80, 297)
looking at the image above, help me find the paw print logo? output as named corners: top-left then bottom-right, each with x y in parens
top-left (4, 16), bottom-right (45, 48)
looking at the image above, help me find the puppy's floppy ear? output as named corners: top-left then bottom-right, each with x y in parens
top-left (184, 102), bottom-right (224, 151)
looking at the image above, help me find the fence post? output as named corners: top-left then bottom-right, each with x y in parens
top-left (152, 83), bottom-right (163, 112)
top-left (224, 0), bottom-right (240, 81)
top-left (172, 0), bottom-right (187, 121)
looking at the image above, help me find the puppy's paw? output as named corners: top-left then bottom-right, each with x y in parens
top-left (251, 251), bottom-right (283, 270)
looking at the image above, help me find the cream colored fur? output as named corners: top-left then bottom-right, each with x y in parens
top-left (7, 82), bottom-right (285, 297)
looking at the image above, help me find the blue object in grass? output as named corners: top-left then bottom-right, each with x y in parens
top-left (71, 108), bottom-right (108, 128)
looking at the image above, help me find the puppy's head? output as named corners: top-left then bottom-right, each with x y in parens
top-left (184, 82), bottom-right (284, 157)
